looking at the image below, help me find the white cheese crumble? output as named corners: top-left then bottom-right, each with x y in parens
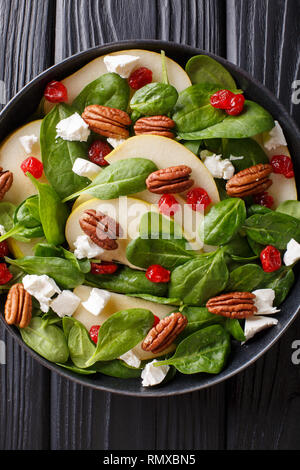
top-left (73, 234), bottom-right (104, 259)
top-left (19, 135), bottom-right (38, 154)
top-left (202, 154), bottom-right (235, 180)
top-left (244, 315), bottom-right (278, 342)
top-left (107, 137), bottom-right (126, 148)
top-left (72, 158), bottom-right (100, 179)
top-left (103, 54), bottom-right (140, 78)
top-left (141, 360), bottom-right (169, 387)
top-left (56, 113), bottom-right (90, 142)
top-left (119, 350), bottom-right (141, 369)
top-left (82, 288), bottom-right (111, 316)
top-left (264, 120), bottom-right (287, 150)
top-left (0, 224), bottom-right (6, 236)
top-left (252, 289), bottom-right (280, 315)
top-left (283, 238), bottom-right (300, 266)
top-left (50, 290), bottom-right (81, 318)
top-left (22, 274), bottom-right (61, 313)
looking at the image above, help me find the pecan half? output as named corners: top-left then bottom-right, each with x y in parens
top-left (79, 209), bottom-right (123, 250)
top-left (82, 105), bottom-right (131, 139)
top-left (226, 163), bottom-right (272, 198)
top-left (142, 312), bottom-right (188, 354)
top-left (134, 115), bottom-right (176, 139)
top-left (4, 283), bottom-right (32, 328)
top-left (206, 292), bottom-right (257, 319)
top-left (0, 167), bottom-right (13, 200)
top-left (146, 165), bottom-right (194, 194)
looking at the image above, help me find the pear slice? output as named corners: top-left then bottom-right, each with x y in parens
top-left (44, 49), bottom-right (192, 114)
top-left (73, 285), bottom-right (175, 360)
top-left (0, 119), bottom-right (47, 206)
top-left (7, 237), bottom-right (45, 259)
top-left (254, 133), bottom-right (298, 206)
top-left (65, 196), bottom-right (159, 268)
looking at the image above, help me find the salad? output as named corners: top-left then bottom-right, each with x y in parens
top-left (0, 49), bottom-right (299, 389)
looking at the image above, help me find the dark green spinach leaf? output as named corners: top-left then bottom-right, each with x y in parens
top-left (185, 55), bottom-right (237, 89)
top-left (130, 82), bottom-right (178, 115)
top-left (276, 200), bottom-right (300, 221)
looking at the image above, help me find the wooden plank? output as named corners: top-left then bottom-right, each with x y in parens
top-left (51, 0), bottom-right (227, 451)
top-left (0, 0), bottom-right (55, 450)
top-left (225, 0), bottom-right (300, 450)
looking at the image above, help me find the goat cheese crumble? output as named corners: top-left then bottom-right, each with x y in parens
top-left (22, 274), bottom-right (61, 313)
top-left (264, 121), bottom-right (287, 150)
top-left (73, 234), bottom-right (104, 259)
top-left (283, 238), bottom-right (300, 266)
top-left (104, 54), bottom-right (140, 78)
top-left (202, 153), bottom-right (235, 180)
top-left (141, 360), bottom-right (169, 387)
top-left (82, 288), bottom-right (111, 316)
top-left (72, 158), bottom-right (100, 179)
top-left (19, 135), bottom-right (38, 154)
top-left (50, 290), bottom-right (81, 318)
top-left (56, 113), bottom-right (90, 142)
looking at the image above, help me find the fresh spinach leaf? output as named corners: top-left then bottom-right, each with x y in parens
top-left (178, 101), bottom-right (274, 140)
top-left (259, 267), bottom-right (295, 306)
top-left (130, 82), bottom-right (178, 115)
top-left (34, 242), bottom-right (63, 257)
top-left (126, 237), bottom-right (196, 270)
top-left (247, 204), bottom-right (273, 217)
top-left (224, 318), bottom-right (246, 342)
top-left (155, 324), bottom-right (230, 374)
top-left (20, 317), bottom-right (69, 363)
top-left (72, 72), bottom-right (130, 113)
top-left (168, 249), bottom-right (229, 306)
top-left (0, 265), bottom-right (25, 292)
top-left (85, 265), bottom-right (168, 297)
top-left (0, 201), bottom-right (15, 232)
top-left (276, 200), bottom-right (300, 221)
top-left (128, 293), bottom-right (182, 306)
top-left (40, 103), bottom-right (90, 199)
top-left (200, 198), bottom-right (246, 245)
top-left (27, 173), bottom-right (69, 245)
top-left (183, 140), bottom-right (202, 155)
top-left (243, 212), bottom-right (300, 249)
top-left (226, 263), bottom-right (265, 292)
top-left (63, 158), bottom-right (157, 202)
top-left (222, 232), bottom-right (254, 258)
top-left (86, 308), bottom-right (154, 366)
top-left (56, 362), bottom-right (98, 375)
top-left (172, 83), bottom-right (226, 133)
top-left (222, 138), bottom-right (269, 171)
top-left (185, 55), bottom-right (237, 89)
top-left (93, 360), bottom-right (141, 379)
top-left (7, 256), bottom-right (85, 289)
top-left (68, 321), bottom-right (96, 368)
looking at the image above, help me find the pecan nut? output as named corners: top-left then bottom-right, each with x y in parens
top-left (206, 292), bottom-right (257, 319)
top-left (146, 165), bottom-right (194, 194)
top-left (142, 312), bottom-right (188, 354)
top-left (82, 105), bottom-right (131, 139)
top-left (79, 209), bottom-right (123, 250)
top-left (0, 167), bottom-right (13, 200)
top-left (4, 283), bottom-right (32, 328)
top-left (226, 163), bottom-right (272, 197)
top-left (134, 115), bottom-right (176, 139)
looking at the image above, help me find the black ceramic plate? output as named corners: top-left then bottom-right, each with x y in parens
top-left (0, 40), bottom-right (299, 397)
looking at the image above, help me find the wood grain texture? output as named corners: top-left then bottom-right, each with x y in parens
top-left (0, 0), bottom-right (55, 450)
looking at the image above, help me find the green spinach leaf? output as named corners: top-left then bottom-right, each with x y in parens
top-left (40, 103), bottom-right (90, 199)
top-left (178, 101), bottom-right (274, 140)
top-left (68, 320), bottom-right (96, 368)
top-left (226, 264), bottom-right (265, 292)
top-left (168, 249), bottom-right (229, 305)
top-left (20, 317), bottom-right (69, 363)
top-left (276, 200), bottom-right (300, 220)
top-left (185, 55), bottom-right (237, 89)
top-left (259, 267), bottom-right (295, 306)
top-left (63, 158), bottom-right (157, 202)
top-left (0, 201), bottom-right (15, 232)
top-left (86, 308), bottom-right (154, 366)
top-left (155, 324), bottom-right (230, 374)
top-left (93, 360), bottom-right (141, 378)
top-left (130, 82), bottom-right (178, 115)
top-left (72, 72), bottom-right (130, 113)
top-left (221, 138), bottom-right (269, 171)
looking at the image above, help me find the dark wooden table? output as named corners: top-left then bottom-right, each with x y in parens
top-left (0, 0), bottom-right (300, 450)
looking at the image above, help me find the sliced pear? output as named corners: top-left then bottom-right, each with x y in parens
top-left (7, 237), bottom-right (45, 259)
top-left (44, 49), bottom-right (192, 114)
top-left (73, 285), bottom-right (175, 360)
top-left (255, 133), bottom-right (298, 206)
top-left (65, 196), bottom-right (159, 268)
top-left (0, 120), bottom-right (47, 206)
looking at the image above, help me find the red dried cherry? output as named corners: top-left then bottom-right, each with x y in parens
top-left (253, 191), bottom-right (274, 209)
top-left (146, 264), bottom-right (170, 283)
top-left (210, 89), bottom-right (235, 109)
top-left (0, 241), bottom-right (10, 258)
top-left (88, 140), bottom-right (112, 166)
top-left (158, 194), bottom-right (180, 217)
top-left (21, 157), bottom-right (44, 179)
top-left (226, 94), bottom-right (245, 116)
top-left (186, 187), bottom-right (211, 212)
top-left (129, 67), bottom-right (153, 90)
top-left (44, 80), bottom-right (68, 103)
top-left (153, 315), bottom-right (160, 327)
top-left (0, 263), bottom-right (13, 285)
top-left (89, 325), bottom-right (101, 344)
top-left (271, 155), bottom-right (294, 178)
top-left (260, 245), bottom-right (282, 273)
top-left (90, 262), bottom-right (118, 275)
